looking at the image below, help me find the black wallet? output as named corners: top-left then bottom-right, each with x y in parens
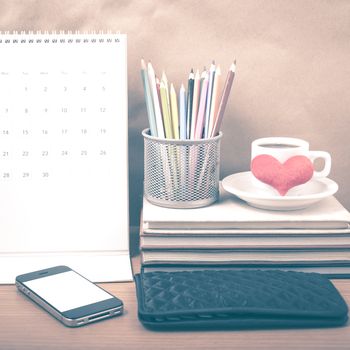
top-left (135, 269), bottom-right (348, 330)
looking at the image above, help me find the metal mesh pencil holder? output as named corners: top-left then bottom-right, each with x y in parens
top-left (143, 129), bottom-right (222, 208)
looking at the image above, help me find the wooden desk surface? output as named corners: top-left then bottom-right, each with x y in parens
top-left (2, 255), bottom-right (350, 350)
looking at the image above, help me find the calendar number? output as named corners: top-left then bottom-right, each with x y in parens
top-left (0, 64), bottom-right (120, 181)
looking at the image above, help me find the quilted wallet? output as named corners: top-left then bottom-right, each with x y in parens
top-left (135, 269), bottom-right (348, 330)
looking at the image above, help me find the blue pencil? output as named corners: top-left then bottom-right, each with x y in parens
top-left (141, 59), bottom-right (157, 136)
top-left (179, 84), bottom-right (187, 140)
top-left (186, 69), bottom-right (194, 139)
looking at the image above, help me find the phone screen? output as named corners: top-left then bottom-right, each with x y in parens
top-left (23, 270), bottom-right (113, 312)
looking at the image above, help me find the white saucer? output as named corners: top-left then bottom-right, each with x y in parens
top-left (222, 172), bottom-right (339, 211)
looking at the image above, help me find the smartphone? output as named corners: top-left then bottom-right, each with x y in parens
top-left (16, 265), bottom-right (123, 327)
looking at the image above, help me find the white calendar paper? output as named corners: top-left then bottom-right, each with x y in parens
top-left (0, 33), bottom-right (132, 283)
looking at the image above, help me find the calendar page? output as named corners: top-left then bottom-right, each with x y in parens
top-left (0, 33), bottom-right (132, 283)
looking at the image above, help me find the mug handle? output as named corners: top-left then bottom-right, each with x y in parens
top-left (308, 151), bottom-right (331, 178)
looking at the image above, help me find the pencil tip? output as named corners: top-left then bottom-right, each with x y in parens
top-left (231, 60), bottom-right (236, 72)
top-left (141, 58), bottom-right (146, 69)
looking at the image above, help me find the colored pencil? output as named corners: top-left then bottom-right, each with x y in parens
top-left (211, 60), bottom-right (236, 137)
top-left (147, 62), bottom-right (165, 138)
top-left (160, 80), bottom-right (173, 138)
top-left (156, 77), bottom-right (163, 122)
top-left (203, 61), bottom-right (216, 138)
top-left (161, 71), bottom-right (171, 117)
top-left (186, 69), bottom-right (195, 139)
top-left (170, 84), bottom-right (179, 139)
top-left (194, 71), bottom-right (209, 139)
top-left (190, 69), bottom-right (200, 139)
top-left (141, 59), bottom-right (157, 136)
top-left (208, 65), bottom-right (221, 138)
top-left (142, 60), bottom-right (236, 140)
top-left (200, 67), bottom-right (206, 90)
top-left (179, 84), bottom-right (187, 140)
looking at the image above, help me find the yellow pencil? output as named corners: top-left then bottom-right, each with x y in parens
top-left (170, 83), bottom-right (180, 139)
top-left (161, 71), bottom-right (170, 108)
top-left (160, 80), bottom-right (173, 138)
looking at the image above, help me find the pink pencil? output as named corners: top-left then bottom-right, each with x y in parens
top-left (194, 71), bottom-right (209, 139)
top-left (211, 61), bottom-right (236, 137)
top-left (190, 70), bottom-right (201, 139)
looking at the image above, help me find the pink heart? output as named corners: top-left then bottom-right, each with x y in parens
top-left (251, 155), bottom-right (314, 196)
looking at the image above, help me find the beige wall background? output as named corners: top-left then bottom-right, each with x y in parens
top-left (0, 0), bottom-right (349, 226)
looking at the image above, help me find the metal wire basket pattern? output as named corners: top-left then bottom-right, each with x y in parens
top-left (143, 129), bottom-right (222, 208)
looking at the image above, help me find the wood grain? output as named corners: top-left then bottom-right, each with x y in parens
top-left (1, 256), bottom-right (350, 350)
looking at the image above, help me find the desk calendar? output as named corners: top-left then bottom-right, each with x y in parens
top-left (0, 32), bottom-right (132, 283)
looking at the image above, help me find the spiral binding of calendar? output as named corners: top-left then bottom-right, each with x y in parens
top-left (0, 30), bottom-right (122, 44)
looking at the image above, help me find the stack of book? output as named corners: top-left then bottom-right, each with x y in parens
top-left (140, 186), bottom-right (350, 277)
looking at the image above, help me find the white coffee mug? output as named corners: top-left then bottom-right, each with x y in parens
top-left (251, 137), bottom-right (331, 195)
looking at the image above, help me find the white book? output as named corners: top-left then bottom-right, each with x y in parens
top-left (140, 234), bottom-right (350, 250)
top-left (142, 186), bottom-right (350, 230)
top-left (142, 227), bottom-right (350, 235)
top-left (141, 249), bottom-right (350, 266)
